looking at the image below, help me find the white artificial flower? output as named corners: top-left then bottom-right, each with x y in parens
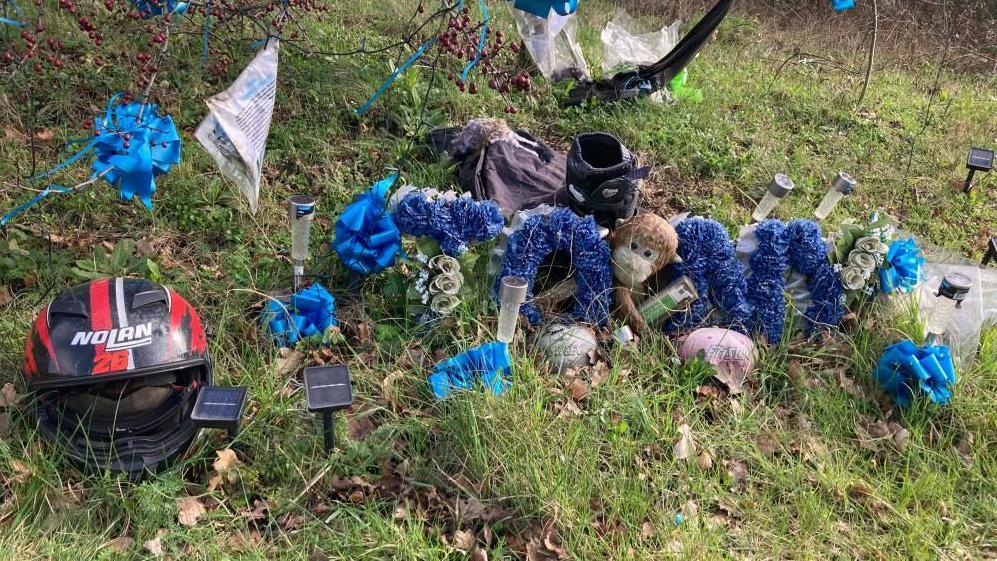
top-left (847, 251), bottom-right (877, 275)
top-left (840, 266), bottom-right (868, 291)
top-left (855, 236), bottom-right (889, 256)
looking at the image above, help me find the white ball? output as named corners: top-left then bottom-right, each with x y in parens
top-left (533, 322), bottom-right (598, 372)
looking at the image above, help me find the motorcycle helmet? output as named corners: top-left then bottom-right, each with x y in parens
top-left (23, 277), bottom-right (211, 476)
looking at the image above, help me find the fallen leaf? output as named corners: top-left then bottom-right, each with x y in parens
top-left (697, 450), bottom-right (713, 470)
top-left (640, 521), bottom-right (654, 540)
top-left (143, 530), bottom-right (167, 557)
top-left (382, 371), bottom-right (407, 411)
top-left (470, 547), bottom-right (489, 561)
top-left (955, 433), bottom-right (973, 467)
top-left (836, 369), bottom-right (861, 397)
top-left (105, 536), bottom-right (134, 553)
top-left (754, 432), bottom-right (780, 456)
top-left (9, 459), bottom-right (32, 483)
top-left (567, 377), bottom-right (590, 401)
top-left (541, 525), bottom-right (569, 560)
top-left (240, 499), bottom-right (269, 523)
top-left (682, 499), bottom-right (699, 519)
top-left (0, 286), bottom-right (12, 308)
top-left (177, 496), bottom-right (206, 527)
top-left (0, 383), bottom-right (21, 408)
top-left (276, 347), bottom-right (306, 376)
top-left (0, 412), bottom-right (10, 439)
top-left (451, 529), bottom-right (476, 552)
top-left (726, 459), bottom-right (749, 488)
top-left (554, 399), bottom-right (583, 419)
top-left (673, 423), bottom-right (696, 461)
top-left (393, 505), bottom-right (408, 520)
top-left (787, 359), bottom-right (802, 382)
top-left (33, 128), bottom-right (56, 143)
top-left (308, 549), bottom-right (330, 561)
top-left (347, 415), bottom-right (375, 441)
top-left (589, 361), bottom-right (610, 386)
top-left (213, 448), bottom-right (241, 474)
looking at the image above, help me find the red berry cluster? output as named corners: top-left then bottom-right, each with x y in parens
top-left (434, 6), bottom-right (532, 113)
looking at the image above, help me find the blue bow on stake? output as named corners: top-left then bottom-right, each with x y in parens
top-left (428, 341), bottom-right (511, 399)
top-left (263, 283), bottom-right (337, 346)
top-left (880, 237), bottom-right (923, 294)
top-left (130, 0), bottom-right (188, 18)
top-left (332, 175), bottom-right (402, 275)
top-left (875, 339), bottom-right (956, 407)
top-left (512, 0), bottom-right (579, 18)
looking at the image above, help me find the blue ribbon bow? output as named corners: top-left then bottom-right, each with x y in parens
top-left (263, 283), bottom-right (337, 346)
top-left (428, 341), bottom-right (512, 399)
top-left (512, 0), bottom-right (579, 18)
top-left (130, 0), bottom-right (188, 17)
top-left (879, 237), bottom-right (923, 294)
top-left (875, 339), bottom-right (956, 407)
top-left (332, 175), bottom-right (402, 275)
top-left (831, 0), bottom-right (855, 12)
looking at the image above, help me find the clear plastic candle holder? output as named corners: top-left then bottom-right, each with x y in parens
top-left (813, 172), bottom-right (856, 220)
top-left (288, 195), bottom-right (317, 286)
top-left (751, 174), bottom-right (794, 223)
top-left (497, 276), bottom-right (529, 343)
top-left (924, 272), bottom-right (972, 344)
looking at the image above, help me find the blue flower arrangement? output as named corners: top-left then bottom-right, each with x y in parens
top-left (494, 207), bottom-right (612, 326)
top-left (392, 191), bottom-right (504, 256)
top-left (332, 175), bottom-right (402, 275)
top-left (666, 218), bottom-right (753, 334)
top-left (875, 339), bottom-right (956, 406)
top-left (747, 220), bottom-right (789, 344)
top-left (786, 220), bottom-right (844, 335)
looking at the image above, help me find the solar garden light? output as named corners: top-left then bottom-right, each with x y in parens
top-left (191, 386), bottom-right (249, 440)
top-left (984, 237), bottom-right (997, 267)
top-left (497, 276), bottom-right (529, 344)
top-left (638, 276), bottom-right (698, 327)
top-left (923, 272), bottom-right (972, 345)
top-left (304, 364), bottom-right (353, 452)
top-left (288, 195), bottom-right (317, 291)
top-left (751, 174), bottom-right (794, 223)
top-left (813, 172), bottom-right (856, 221)
top-left (963, 147), bottom-right (993, 194)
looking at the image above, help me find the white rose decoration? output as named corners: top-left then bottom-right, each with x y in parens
top-left (428, 254), bottom-right (460, 276)
top-left (855, 236), bottom-right (889, 256)
top-left (847, 250), bottom-right (877, 276)
top-left (840, 266), bottom-right (868, 290)
top-left (429, 272), bottom-right (462, 296)
top-left (430, 293), bottom-right (460, 314)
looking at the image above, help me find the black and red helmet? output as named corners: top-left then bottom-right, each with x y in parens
top-left (24, 277), bottom-right (212, 475)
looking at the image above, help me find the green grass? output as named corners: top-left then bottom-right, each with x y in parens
top-left (1, 1), bottom-right (995, 559)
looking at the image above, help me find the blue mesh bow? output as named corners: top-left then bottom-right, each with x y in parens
top-left (831, 0), bottom-right (855, 12)
top-left (263, 283), bottom-right (337, 346)
top-left (332, 175), bottom-right (402, 275)
top-left (428, 341), bottom-right (511, 399)
top-left (90, 98), bottom-right (181, 209)
top-left (880, 237), bottom-right (923, 294)
top-left (131, 0), bottom-right (188, 17)
top-left (875, 340), bottom-right (956, 406)
top-left (512, 0), bottom-right (578, 18)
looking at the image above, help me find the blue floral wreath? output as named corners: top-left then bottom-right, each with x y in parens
top-left (493, 207), bottom-right (612, 326)
top-left (665, 218), bottom-right (753, 334)
top-left (392, 191), bottom-right (504, 257)
top-left (747, 219), bottom-right (789, 344)
top-left (786, 220), bottom-right (845, 335)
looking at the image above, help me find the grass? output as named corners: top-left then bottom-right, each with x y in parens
top-left (1, 1), bottom-right (996, 559)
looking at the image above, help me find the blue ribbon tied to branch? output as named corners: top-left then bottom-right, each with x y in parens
top-left (875, 339), bottom-right (956, 407)
top-left (130, 0), bottom-right (188, 18)
top-left (428, 341), bottom-right (512, 399)
top-left (879, 237), bottom-right (923, 294)
top-left (512, 0), bottom-right (579, 18)
top-left (264, 283), bottom-right (337, 346)
top-left (332, 175), bottom-right (402, 275)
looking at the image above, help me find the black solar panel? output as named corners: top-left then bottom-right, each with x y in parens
top-left (191, 386), bottom-right (247, 431)
top-left (304, 365), bottom-right (353, 412)
top-left (967, 147), bottom-right (994, 172)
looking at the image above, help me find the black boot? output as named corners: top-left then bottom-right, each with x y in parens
top-left (564, 133), bottom-right (647, 228)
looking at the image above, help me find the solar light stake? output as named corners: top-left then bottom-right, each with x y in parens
top-left (924, 272), bottom-right (972, 346)
top-left (304, 365), bottom-right (353, 453)
top-left (497, 276), bottom-right (529, 344)
top-left (984, 238), bottom-right (997, 266)
top-left (190, 386), bottom-right (249, 441)
top-left (963, 147), bottom-right (994, 194)
top-left (813, 172), bottom-right (856, 220)
top-left (288, 195), bottom-right (317, 292)
top-left (751, 174), bottom-right (794, 223)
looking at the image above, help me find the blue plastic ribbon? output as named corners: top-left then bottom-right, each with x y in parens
top-left (875, 339), bottom-right (956, 407)
top-left (332, 175), bottom-right (402, 275)
top-left (1, 0), bottom-right (26, 26)
top-left (263, 283), bottom-right (337, 346)
top-left (130, 0), bottom-right (188, 18)
top-left (0, 185), bottom-right (72, 227)
top-left (428, 341), bottom-right (511, 399)
top-left (512, 0), bottom-right (578, 18)
top-left (459, 0), bottom-right (489, 81)
top-left (879, 237), bottom-right (923, 294)
top-left (831, 0), bottom-right (855, 12)
top-left (354, 37), bottom-right (436, 116)
top-left (0, 16), bottom-right (27, 26)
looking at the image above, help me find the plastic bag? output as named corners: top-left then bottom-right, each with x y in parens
top-left (511, 7), bottom-right (589, 82)
top-left (195, 40), bottom-right (279, 213)
top-left (914, 247), bottom-right (997, 366)
top-left (600, 9), bottom-right (680, 75)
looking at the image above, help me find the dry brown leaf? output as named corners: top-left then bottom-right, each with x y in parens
top-left (726, 459), bottom-right (749, 488)
top-left (787, 359), bottom-right (802, 382)
top-left (640, 521), bottom-right (654, 540)
top-left (0, 412), bottom-right (10, 439)
top-left (673, 423), bottom-right (696, 461)
top-left (955, 433), bottom-right (973, 466)
top-left (1, 383), bottom-right (22, 408)
top-left (589, 361), bottom-right (610, 387)
top-left (836, 369), bottom-right (861, 397)
top-left (697, 450), bottom-right (713, 470)
top-left (382, 371), bottom-right (406, 411)
top-left (213, 448), bottom-right (241, 474)
top-left (754, 432), bottom-right (780, 456)
top-left (177, 496), bottom-right (206, 527)
top-left (347, 415), bottom-right (375, 441)
top-left (9, 459), bottom-right (32, 483)
top-left (308, 549), bottom-right (330, 561)
top-left (143, 530), bottom-right (167, 557)
top-left (276, 348), bottom-right (306, 376)
top-left (393, 505), bottom-right (408, 520)
top-left (240, 499), bottom-right (269, 522)
top-left (452, 529), bottom-right (476, 552)
top-left (0, 286), bottom-right (12, 308)
top-left (105, 536), bottom-right (134, 553)
top-left (682, 499), bottom-right (699, 519)
top-left (470, 547), bottom-right (489, 561)
top-left (33, 128), bottom-right (56, 143)
top-left (542, 526), bottom-right (569, 560)
top-left (554, 399), bottom-right (583, 419)
top-left (567, 378), bottom-right (590, 401)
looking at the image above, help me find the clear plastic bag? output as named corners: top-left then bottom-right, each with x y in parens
top-left (511, 8), bottom-right (589, 82)
top-left (600, 9), bottom-right (680, 75)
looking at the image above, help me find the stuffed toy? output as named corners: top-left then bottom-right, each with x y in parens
top-left (611, 212), bottom-right (681, 333)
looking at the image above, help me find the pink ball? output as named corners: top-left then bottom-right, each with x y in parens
top-left (677, 328), bottom-right (757, 381)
